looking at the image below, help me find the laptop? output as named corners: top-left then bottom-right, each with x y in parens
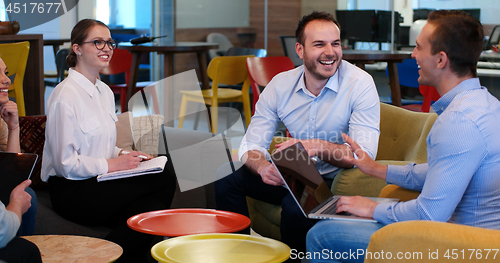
top-left (270, 142), bottom-right (398, 222)
top-left (0, 152), bottom-right (38, 205)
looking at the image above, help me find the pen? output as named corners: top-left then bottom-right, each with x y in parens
top-left (121, 150), bottom-right (148, 160)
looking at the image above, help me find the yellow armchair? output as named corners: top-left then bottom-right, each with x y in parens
top-left (379, 184), bottom-right (420, 202)
top-left (366, 220), bottom-right (500, 263)
top-left (366, 180), bottom-right (500, 262)
top-left (0, 41), bottom-right (30, 116)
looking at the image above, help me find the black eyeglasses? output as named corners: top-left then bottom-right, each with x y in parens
top-left (82, 39), bottom-right (117, 50)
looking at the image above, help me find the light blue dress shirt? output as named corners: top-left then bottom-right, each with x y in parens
top-left (239, 61), bottom-right (380, 179)
top-left (374, 78), bottom-right (500, 229)
top-left (0, 201), bottom-right (19, 248)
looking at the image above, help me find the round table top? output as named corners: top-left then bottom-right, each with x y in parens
top-left (22, 235), bottom-right (122, 263)
top-left (127, 208), bottom-right (250, 237)
top-left (151, 233), bottom-right (291, 263)
top-left (119, 41), bottom-right (218, 53)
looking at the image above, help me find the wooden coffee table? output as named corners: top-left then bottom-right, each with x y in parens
top-left (22, 235), bottom-right (122, 263)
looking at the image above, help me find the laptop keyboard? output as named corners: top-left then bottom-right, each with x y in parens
top-left (321, 198), bottom-right (352, 216)
top-left (322, 199), bottom-right (339, 214)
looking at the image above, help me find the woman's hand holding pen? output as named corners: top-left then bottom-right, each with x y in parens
top-left (107, 151), bottom-right (152, 173)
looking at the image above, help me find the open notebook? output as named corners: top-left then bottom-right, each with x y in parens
top-left (97, 156), bottom-right (168, 182)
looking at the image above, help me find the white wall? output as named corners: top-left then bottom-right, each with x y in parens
top-left (18, 1), bottom-right (87, 72)
top-left (176, 0), bottom-right (249, 28)
top-left (417, 0), bottom-right (500, 24)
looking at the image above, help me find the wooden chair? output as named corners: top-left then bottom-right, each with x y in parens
top-left (177, 55), bottom-right (253, 134)
top-left (0, 41), bottom-right (30, 116)
top-left (100, 48), bottom-right (156, 113)
top-left (246, 56), bottom-right (294, 115)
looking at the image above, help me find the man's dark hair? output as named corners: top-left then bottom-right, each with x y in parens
top-left (427, 10), bottom-right (484, 77)
top-left (295, 11), bottom-right (340, 45)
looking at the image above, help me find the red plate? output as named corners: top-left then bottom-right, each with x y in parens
top-left (127, 208), bottom-right (250, 237)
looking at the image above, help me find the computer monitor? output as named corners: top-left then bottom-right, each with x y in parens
top-left (460, 9), bottom-right (480, 21)
top-left (336, 10), bottom-right (377, 43)
top-left (375, 10), bottom-right (402, 44)
top-left (413, 9), bottom-right (433, 21)
top-left (336, 10), bottom-right (401, 45)
top-left (486, 25), bottom-right (500, 50)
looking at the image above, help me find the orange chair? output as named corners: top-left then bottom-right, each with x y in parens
top-left (246, 56), bottom-right (295, 115)
top-left (100, 48), bottom-right (156, 113)
top-left (401, 85), bottom-right (440, 113)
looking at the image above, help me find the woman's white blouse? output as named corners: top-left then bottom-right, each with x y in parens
top-left (41, 68), bottom-right (121, 181)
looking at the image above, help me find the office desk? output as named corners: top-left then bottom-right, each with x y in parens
top-left (119, 41), bottom-right (218, 112)
top-left (343, 50), bottom-right (412, 107)
top-left (0, 34), bottom-right (43, 115)
top-left (480, 51), bottom-right (500, 62)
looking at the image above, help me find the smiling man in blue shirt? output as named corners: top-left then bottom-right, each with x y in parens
top-left (306, 10), bottom-right (500, 263)
top-left (215, 11), bottom-right (380, 259)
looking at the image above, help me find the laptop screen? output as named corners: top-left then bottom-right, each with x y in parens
top-left (271, 142), bottom-right (333, 214)
top-left (0, 152), bottom-right (38, 205)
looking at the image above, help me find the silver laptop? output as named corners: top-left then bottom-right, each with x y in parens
top-left (0, 152), bottom-right (38, 205)
top-left (270, 142), bottom-right (398, 222)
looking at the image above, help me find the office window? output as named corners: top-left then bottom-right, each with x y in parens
top-left (0, 1), bottom-right (7, 21)
top-left (96, 0), bottom-right (110, 25)
top-left (96, 0), bottom-right (152, 29)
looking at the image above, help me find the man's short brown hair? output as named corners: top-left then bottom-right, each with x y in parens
top-left (295, 11), bottom-right (341, 45)
top-left (427, 10), bottom-right (484, 77)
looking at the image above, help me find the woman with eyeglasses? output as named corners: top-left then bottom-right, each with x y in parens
top-left (41, 19), bottom-right (176, 263)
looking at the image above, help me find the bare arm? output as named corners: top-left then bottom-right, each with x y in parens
top-left (241, 150), bottom-right (284, 186)
top-left (275, 138), bottom-right (354, 168)
top-left (0, 101), bottom-right (20, 153)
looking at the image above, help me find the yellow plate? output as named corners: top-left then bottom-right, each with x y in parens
top-left (151, 233), bottom-right (291, 263)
